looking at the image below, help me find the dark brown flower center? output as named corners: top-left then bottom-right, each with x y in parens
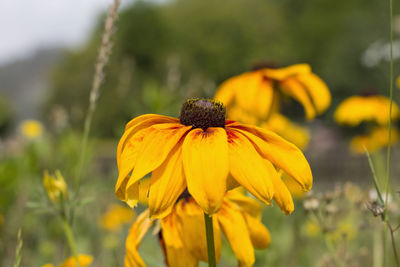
top-left (179, 98), bottom-right (226, 130)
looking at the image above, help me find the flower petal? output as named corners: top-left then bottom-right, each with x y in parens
top-left (149, 143), bottom-right (186, 219)
top-left (280, 77), bottom-right (316, 120)
top-left (230, 123), bottom-right (312, 191)
top-left (161, 211), bottom-right (198, 267)
top-left (183, 128), bottom-right (229, 214)
top-left (218, 200), bottom-right (254, 267)
top-left (116, 128), bottom-right (151, 201)
top-left (243, 213), bottom-right (271, 249)
top-left (118, 114), bottom-right (179, 165)
top-left (227, 129), bottom-right (275, 204)
top-left (268, 165), bottom-right (294, 215)
top-left (126, 123), bottom-right (191, 198)
top-left (125, 210), bottom-right (153, 267)
top-left (175, 199), bottom-right (221, 263)
top-left (263, 64), bottom-right (311, 80)
top-left (225, 189), bottom-right (262, 218)
top-left (296, 73), bottom-right (331, 115)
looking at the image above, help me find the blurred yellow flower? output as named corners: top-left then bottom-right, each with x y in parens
top-left (334, 95), bottom-right (399, 126)
top-left (43, 170), bottom-right (68, 203)
top-left (41, 254), bottom-right (93, 267)
top-left (350, 127), bottom-right (399, 154)
top-left (125, 191), bottom-right (270, 267)
top-left (19, 119), bottom-right (44, 139)
top-left (261, 113), bottom-right (310, 149)
top-left (304, 220), bottom-right (321, 237)
top-left (327, 222), bottom-right (356, 243)
top-left (100, 204), bottom-right (135, 231)
top-left (215, 64), bottom-right (331, 121)
top-left (116, 99), bottom-right (312, 218)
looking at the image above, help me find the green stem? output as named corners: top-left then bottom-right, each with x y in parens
top-left (384, 0), bottom-right (394, 264)
top-left (204, 213), bottom-right (216, 267)
top-left (62, 219), bottom-right (81, 267)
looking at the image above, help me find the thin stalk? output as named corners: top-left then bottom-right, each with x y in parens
top-left (13, 229), bottom-right (23, 267)
top-left (365, 148), bottom-right (384, 205)
top-left (387, 221), bottom-right (400, 267)
top-left (384, 0), bottom-right (394, 264)
top-left (62, 219), bottom-right (81, 267)
top-left (204, 213), bottom-right (216, 267)
top-left (74, 0), bottom-right (120, 192)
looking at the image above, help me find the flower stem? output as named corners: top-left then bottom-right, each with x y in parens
top-left (62, 219), bottom-right (81, 267)
top-left (384, 0), bottom-right (394, 264)
top-left (204, 213), bottom-right (216, 267)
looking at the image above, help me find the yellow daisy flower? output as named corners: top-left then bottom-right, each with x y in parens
top-left (42, 254), bottom-right (93, 267)
top-left (43, 170), bottom-right (68, 203)
top-left (116, 99), bottom-right (312, 217)
top-left (125, 191), bottom-right (270, 267)
top-left (215, 64), bottom-right (331, 121)
top-left (350, 127), bottom-right (399, 154)
top-left (100, 204), bottom-right (135, 231)
top-left (334, 95), bottom-right (399, 126)
top-left (19, 119), bottom-right (44, 139)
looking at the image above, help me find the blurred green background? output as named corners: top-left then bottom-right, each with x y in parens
top-left (1, 0), bottom-right (400, 266)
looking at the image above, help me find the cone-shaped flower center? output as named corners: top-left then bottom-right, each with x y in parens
top-left (180, 98), bottom-right (226, 130)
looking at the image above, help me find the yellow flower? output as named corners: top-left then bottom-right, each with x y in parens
top-left (215, 64), bottom-right (331, 121)
top-left (350, 127), bottom-right (399, 154)
top-left (41, 254), bottom-right (93, 267)
top-left (334, 95), bottom-right (399, 126)
top-left (125, 191), bottom-right (270, 267)
top-left (43, 170), bottom-right (68, 203)
top-left (19, 119), bottom-right (44, 139)
top-left (261, 113), bottom-right (310, 149)
top-left (100, 204), bottom-right (135, 231)
top-left (116, 99), bottom-right (312, 217)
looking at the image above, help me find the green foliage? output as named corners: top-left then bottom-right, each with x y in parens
top-left (45, 0), bottom-right (392, 137)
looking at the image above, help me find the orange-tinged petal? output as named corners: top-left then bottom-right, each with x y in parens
top-left (161, 211), bottom-right (198, 267)
top-left (125, 114), bottom-right (179, 131)
top-left (218, 201), bottom-right (254, 267)
top-left (125, 210), bottom-right (153, 267)
top-left (263, 64), bottom-right (311, 81)
top-left (116, 127), bottom-right (151, 201)
top-left (268, 166), bottom-right (294, 214)
top-left (149, 143), bottom-right (186, 219)
top-left (123, 178), bottom-right (151, 208)
top-left (243, 213), bottom-right (271, 249)
top-left (227, 129), bottom-right (275, 204)
top-left (118, 114), bottom-right (178, 165)
top-left (225, 189), bottom-right (262, 219)
top-left (297, 73), bottom-right (331, 114)
top-left (234, 72), bottom-right (266, 114)
top-left (182, 128), bottom-right (229, 214)
top-left (254, 80), bottom-right (274, 118)
top-left (280, 77), bottom-right (316, 120)
top-left (230, 123), bottom-right (312, 191)
top-left (175, 199), bottom-right (221, 263)
top-left (126, 123), bottom-right (191, 198)
top-left (215, 76), bottom-right (239, 107)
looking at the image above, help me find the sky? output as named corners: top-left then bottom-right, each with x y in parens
top-left (0, 0), bottom-right (120, 65)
